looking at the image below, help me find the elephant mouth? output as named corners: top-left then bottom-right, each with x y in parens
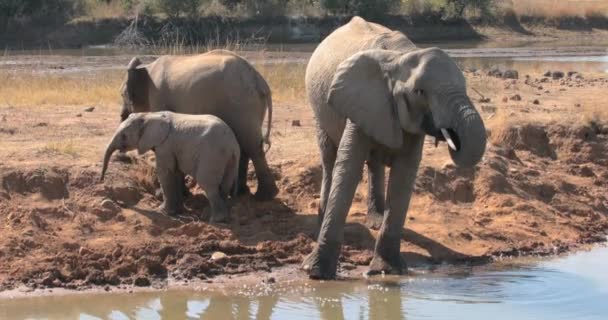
top-left (421, 115), bottom-right (460, 151)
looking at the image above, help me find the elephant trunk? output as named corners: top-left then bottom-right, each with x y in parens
top-left (445, 97), bottom-right (486, 167)
top-left (100, 138), bottom-right (120, 182)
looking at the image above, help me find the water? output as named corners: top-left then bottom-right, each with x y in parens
top-left (1, 245), bottom-right (607, 320)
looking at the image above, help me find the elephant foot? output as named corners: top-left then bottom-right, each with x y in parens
top-left (366, 234), bottom-right (405, 276)
top-left (254, 183), bottom-right (279, 201)
top-left (159, 202), bottom-right (182, 217)
top-left (365, 211), bottom-right (384, 230)
top-left (366, 254), bottom-right (405, 276)
top-left (301, 242), bottom-right (341, 280)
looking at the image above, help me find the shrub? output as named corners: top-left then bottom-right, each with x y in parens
top-left (153, 0), bottom-right (202, 18)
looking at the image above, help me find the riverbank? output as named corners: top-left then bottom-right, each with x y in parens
top-left (1, 56), bottom-right (607, 294)
top-left (2, 14), bottom-right (608, 50)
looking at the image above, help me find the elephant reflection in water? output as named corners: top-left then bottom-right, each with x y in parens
top-left (313, 282), bottom-right (405, 320)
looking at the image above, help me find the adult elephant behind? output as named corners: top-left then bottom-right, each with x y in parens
top-left (120, 49), bottom-right (278, 201)
top-left (303, 17), bottom-right (487, 279)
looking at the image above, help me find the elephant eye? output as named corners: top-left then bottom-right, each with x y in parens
top-left (415, 89), bottom-right (424, 96)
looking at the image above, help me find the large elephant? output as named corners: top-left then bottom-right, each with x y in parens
top-left (302, 17), bottom-right (487, 279)
top-left (120, 49), bottom-right (278, 201)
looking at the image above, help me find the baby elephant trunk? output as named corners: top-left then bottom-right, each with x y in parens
top-left (100, 142), bottom-right (119, 182)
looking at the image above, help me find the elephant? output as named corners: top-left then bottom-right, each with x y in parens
top-left (302, 16), bottom-right (487, 279)
top-left (120, 49), bottom-right (278, 201)
top-left (100, 112), bottom-right (240, 223)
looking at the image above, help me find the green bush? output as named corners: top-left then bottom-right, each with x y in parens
top-left (153, 0), bottom-right (202, 18)
top-left (320, 0), bottom-right (400, 18)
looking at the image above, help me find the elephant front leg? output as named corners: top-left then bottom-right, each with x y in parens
top-left (302, 121), bottom-right (370, 279)
top-left (317, 130), bottom-right (337, 230)
top-left (368, 135), bottom-right (424, 276)
top-left (365, 151), bottom-right (386, 230)
top-left (157, 167), bottom-right (183, 216)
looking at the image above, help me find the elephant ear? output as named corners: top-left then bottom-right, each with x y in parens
top-left (327, 50), bottom-right (403, 149)
top-left (137, 113), bottom-right (171, 155)
top-left (126, 57), bottom-right (150, 111)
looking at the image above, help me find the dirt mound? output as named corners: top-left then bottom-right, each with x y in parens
top-left (1, 121), bottom-right (607, 292)
top-left (1, 168), bottom-right (69, 200)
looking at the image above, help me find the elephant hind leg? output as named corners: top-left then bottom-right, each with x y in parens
top-left (207, 188), bottom-right (230, 223)
top-left (250, 148), bottom-right (279, 201)
top-left (366, 151), bottom-right (386, 230)
top-left (236, 149), bottom-right (250, 196)
top-left (317, 130), bottom-right (337, 230)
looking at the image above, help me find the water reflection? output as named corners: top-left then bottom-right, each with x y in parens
top-left (2, 246), bottom-right (608, 320)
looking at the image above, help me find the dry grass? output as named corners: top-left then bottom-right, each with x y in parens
top-left (0, 70), bottom-right (123, 108)
top-left (511, 0), bottom-right (608, 18)
top-left (37, 141), bottom-right (81, 158)
top-left (0, 60), bottom-right (305, 108)
top-left (255, 62), bottom-right (307, 105)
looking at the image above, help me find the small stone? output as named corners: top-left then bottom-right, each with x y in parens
top-left (533, 99), bottom-right (540, 105)
top-left (264, 277), bottom-right (276, 284)
top-left (84, 106), bottom-right (95, 112)
top-left (291, 120), bottom-right (301, 127)
top-left (552, 71), bottom-right (564, 79)
top-left (134, 276), bottom-right (151, 287)
top-left (211, 251), bottom-right (227, 261)
top-left (544, 71), bottom-right (552, 77)
top-left (76, 113), bottom-right (82, 117)
top-left (510, 94), bottom-right (521, 101)
top-left (79, 247), bottom-right (92, 256)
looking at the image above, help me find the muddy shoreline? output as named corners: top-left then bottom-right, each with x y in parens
top-left (2, 14), bottom-right (608, 50)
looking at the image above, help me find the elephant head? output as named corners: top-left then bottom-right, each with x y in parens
top-left (327, 47), bottom-right (486, 167)
top-left (100, 113), bottom-right (170, 181)
top-left (119, 57), bottom-right (151, 122)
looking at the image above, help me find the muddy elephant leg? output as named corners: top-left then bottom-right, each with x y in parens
top-left (302, 121), bottom-right (370, 279)
top-left (317, 130), bottom-right (337, 230)
top-left (157, 167), bottom-right (183, 216)
top-left (207, 188), bottom-right (230, 223)
top-left (366, 151), bottom-right (386, 230)
top-left (368, 134), bottom-right (424, 276)
top-left (250, 148), bottom-right (279, 201)
top-left (237, 148), bottom-right (250, 196)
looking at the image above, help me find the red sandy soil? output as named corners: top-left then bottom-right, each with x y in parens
top-left (1, 69), bottom-right (607, 293)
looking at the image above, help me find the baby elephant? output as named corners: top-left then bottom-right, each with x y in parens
top-left (100, 112), bottom-right (240, 222)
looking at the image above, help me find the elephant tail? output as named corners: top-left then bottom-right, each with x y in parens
top-left (255, 71), bottom-right (273, 154)
top-left (223, 149), bottom-right (240, 200)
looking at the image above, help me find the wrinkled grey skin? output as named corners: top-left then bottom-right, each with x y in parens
top-left (120, 49), bottom-right (277, 201)
top-left (101, 112), bottom-right (240, 223)
top-left (302, 16), bottom-right (487, 279)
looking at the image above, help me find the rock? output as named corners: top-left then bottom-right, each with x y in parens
top-left (33, 122), bottom-right (48, 127)
top-left (487, 67), bottom-right (503, 78)
top-left (502, 69), bottom-right (519, 79)
top-left (134, 276), bottom-right (151, 287)
top-left (510, 94), bottom-right (522, 101)
top-left (533, 99), bottom-right (540, 105)
top-left (567, 71), bottom-right (578, 77)
top-left (76, 113), bottom-right (82, 117)
top-left (263, 276), bottom-right (276, 284)
top-left (83, 107), bottom-right (95, 112)
top-left (552, 71), bottom-right (564, 79)
top-left (544, 71), bottom-right (552, 77)
top-left (79, 247), bottom-right (92, 256)
top-left (291, 120), bottom-right (301, 127)
top-left (211, 251), bottom-right (227, 261)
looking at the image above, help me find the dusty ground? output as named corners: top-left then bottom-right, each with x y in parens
top-left (1, 56), bottom-right (608, 294)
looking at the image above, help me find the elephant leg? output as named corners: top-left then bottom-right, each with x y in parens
top-left (236, 148), bottom-right (250, 196)
top-left (367, 134), bottom-right (424, 276)
top-left (302, 121), bottom-right (370, 279)
top-left (365, 151), bottom-right (385, 230)
top-left (175, 171), bottom-right (192, 198)
top-left (250, 148), bottom-right (279, 201)
top-left (207, 188), bottom-right (230, 223)
top-left (157, 167), bottom-right (183, 216)
top-left (317, 130), bottom-right (337, 230)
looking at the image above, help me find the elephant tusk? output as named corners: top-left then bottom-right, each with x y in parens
top-left (441, 128), bottom-right (458, 151)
